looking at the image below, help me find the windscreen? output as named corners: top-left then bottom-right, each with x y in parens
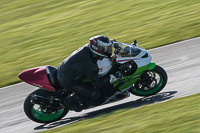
top-left (118, 45), bottom-right (141, 57)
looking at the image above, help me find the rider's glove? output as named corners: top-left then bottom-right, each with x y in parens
top-left (109, 74), bottom-right (117, 84)
top-left (110, 71), bottom-right (123, 84)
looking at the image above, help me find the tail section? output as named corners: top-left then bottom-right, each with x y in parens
top-left (18, 66), bottom-right (56, 91)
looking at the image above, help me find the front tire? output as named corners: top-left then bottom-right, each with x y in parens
top-left (24, 89), bottom-right (69, 123)
top-left (129, 65), bottom-right (168, 96)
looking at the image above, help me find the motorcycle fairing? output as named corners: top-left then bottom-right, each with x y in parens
top-left (115, 43), bottom-right (152, 67)
top-left (18, 66), bottom-right (56, 91)
top-left (113, 62), bottom-right (156, 91)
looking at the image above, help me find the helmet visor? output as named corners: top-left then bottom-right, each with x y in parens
top-left (105, 45), bottom-right (112, 55)
top-left (98, 45), bottom-right (112, 56)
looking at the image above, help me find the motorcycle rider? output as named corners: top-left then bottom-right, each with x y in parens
top-left (57, 35), bottom-right (118, 112)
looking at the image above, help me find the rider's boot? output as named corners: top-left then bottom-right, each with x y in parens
top-left (64, 94), bottom-right (83, 112)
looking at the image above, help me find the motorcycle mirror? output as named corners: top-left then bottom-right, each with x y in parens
top-left (132, 40), bottom-right (137, 46)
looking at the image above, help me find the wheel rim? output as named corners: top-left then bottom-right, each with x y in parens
top-left (131, 71), bottom-right (164, 96)
top-left (31, 104), bottom-right (65, 122)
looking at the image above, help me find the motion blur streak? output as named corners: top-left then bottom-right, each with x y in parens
top-left (1, 37), bottom-right (200, 132)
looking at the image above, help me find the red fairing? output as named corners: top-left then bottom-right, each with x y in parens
top-left (18, 66), bottom-right (56, 91)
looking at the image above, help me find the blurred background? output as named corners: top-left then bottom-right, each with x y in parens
top-left (0, 0), bottom-right (200, 87)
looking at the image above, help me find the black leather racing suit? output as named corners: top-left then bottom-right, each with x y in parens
top-left (57, 44), bottom-right (110, 105)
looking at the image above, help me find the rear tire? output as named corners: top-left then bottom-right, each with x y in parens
top-left (24, 89), bottom-right (69, 123)
top-left (129, 65), bottom-right (168, 96)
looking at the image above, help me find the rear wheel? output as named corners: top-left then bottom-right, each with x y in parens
top-left (24, 89), bottom-right (69, 123)
top-left (129, 65), bottom-right (167, 96)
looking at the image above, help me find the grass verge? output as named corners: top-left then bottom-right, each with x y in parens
top-left (1, 0), bottom-right (200, 87)
top-left (42, 93), bottom-right (200, 133)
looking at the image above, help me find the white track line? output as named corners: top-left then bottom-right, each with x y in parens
top-left (0, 82), bottom-right (25, 90)
top-left (148, 36), bottom-right (200, 51)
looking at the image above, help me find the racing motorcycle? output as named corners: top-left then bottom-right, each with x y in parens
top-left (18, 40), bottom-right (167, 123)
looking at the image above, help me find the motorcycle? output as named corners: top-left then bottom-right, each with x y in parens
top-left (18, 40), bottom-right (167, 123)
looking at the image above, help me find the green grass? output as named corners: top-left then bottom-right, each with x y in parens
top-left (1, 0), bottom-right (200, 87)
top-left (42, 93), bottom-right (200, 133)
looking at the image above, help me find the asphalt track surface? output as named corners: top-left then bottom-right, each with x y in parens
top-left (1, 37), bottom-right (200, 133)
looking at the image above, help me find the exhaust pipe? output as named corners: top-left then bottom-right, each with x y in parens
top-left (31, 94), bottom-right (61, 108)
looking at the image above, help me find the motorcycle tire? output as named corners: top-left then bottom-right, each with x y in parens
top-left (129, 65), bottom-right (168, 96)
top-left (24, 88), bottom-right (69, 123)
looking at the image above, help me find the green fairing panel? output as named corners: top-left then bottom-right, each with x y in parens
top-left (82, 62), bottom-right (156, 91)
top-left (146, 62), bottom-right (156, 71)
top-left (114, 65), bottom-right (147, 91)
top-left (114, 62), bottom-right (156, 91)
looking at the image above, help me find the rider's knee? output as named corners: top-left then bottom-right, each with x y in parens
top-left (91, 89), bottom-right (101, 100)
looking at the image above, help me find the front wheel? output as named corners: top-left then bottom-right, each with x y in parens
top-left (129, 65), bottom-right (168, 96)
top-left (24, 89), bottom-right (69, 123)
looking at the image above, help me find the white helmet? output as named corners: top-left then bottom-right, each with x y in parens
top-left (89, 35), bottom-right (112, 58)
